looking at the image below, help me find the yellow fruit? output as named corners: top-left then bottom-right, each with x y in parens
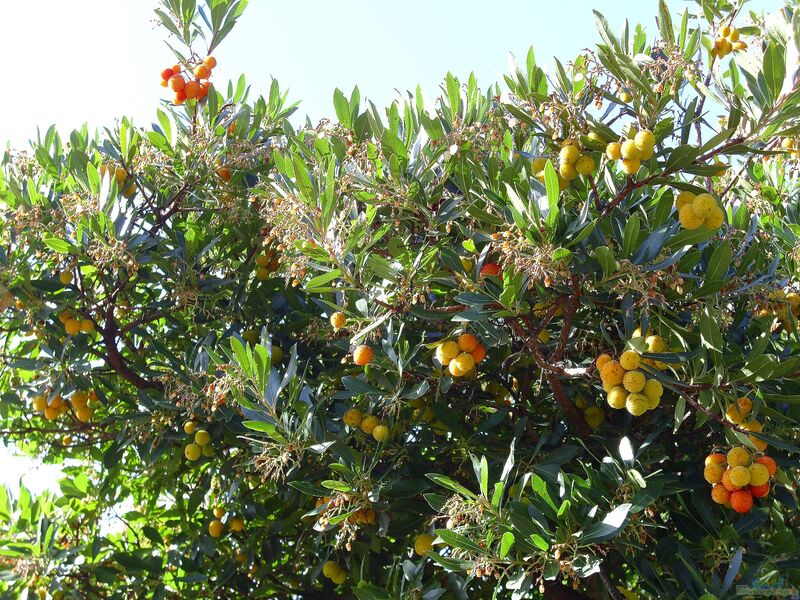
top-left (194, 430), bottom-right (211, 446)
top-left (64, 318), bottom-right (81, 336)
top-left (76, 406), bottom-right (93, 422)
top-left (531, 157), bottom-right (547, 173)
top-left (59, 271), bottom-right (73, 285)
top-left (703, 206), bottom-right (725, 229)
top-left (256, 254), bottom-right (269, 267)
top-left (621, 159), bottom-right (641, 175)
top-left (436, 341), bottom-right (461, 365)
top-left (414, 533), bottom-right (435, 556)
top-left (71, 391), bottom-right (88, 408)
top-left (729, 465), bottom-right (751, 487)
top-left (559, 162), bottom-right (578, 180)
top-left (538, 329), bottom-right (550, 343)
top-left (600, 360), bottom-right (625, 386)
top-left (703, 462), bottom-right (725, 484)
top-left (343, 408), bottom-right (362, 427)
top-left (711, 483), bottom-right (730, 504)
top-left (727, 446), bottom-right (751, 467)
top-left (584, 406), bottom-right (605, 428)
top-left (271, 345), bottom-right (283, 363)
top-left (561, 138), bottom-right (580, 148)
top-left (642, 378), bottom-right (663, 400)
top-left (619, 350), bottom-right (641, 371)
top-left (749, 463), bottom-right (770, 487)
top-left (691, 193), bottom-right (716, 218)
top-left (606, 142), bottom-right (622, 160)
top-left (331, 570), bottom-right (347, 585)
top-left (330, 312), bottom-right (347, 329)
top-left (208, 519), bottom-right (224, 538)
top-left (184, 444), bottom-right (202, 461)
top-left (595, 353), bottom-right (612, 370)
top-left (606, 386), bottom-right (628, 409)
top-left (705, 453), bottom-right (726, 466)
top-left (448, 352), bottom-right (475, 377)
top-left (574, 154), bottom-right (596, 175)
top-left (255, 268), bottom-right (269, 280)
top-left (741, 420), bottom-right (767, 451)
top-left (559, 145), bottom-right (580, 165)
top-left (725, 405), bottom-right (743, 424)
top-left (634, 129), bottom-right (655, 152)
top-left (621, 139), bottom-right (642, 161)
top-left (322, 561), bottom-right (341, 579)
top-left (737, 397), bottom-right (753, 416)
top-left (183, 421), bottom-right (197, 434)
top-left (645, 335), bottom-right (667, 353)
top-left (728, 28), bottom-right (740, 42)
top-left (228, 517), bottom-right (245, 532)
top-left (32, 395), bottom-right (47, 412)
top-left (353, 345), bottom-right (374, 366)
top-left (360, 415), bottom-right (379, 434)
top-left (213, 507), bottom-right (226, 519)
top-left (622, 370), bottom-right (646, 393)
top-left (675, 191), bottom-right (695, 210)
top-left (625, 393), bottom-right (649, 416)
top-left (44, 406), bottom-right (59, 420)
top-left (202, 445), bottom-right (215, 457)
top-left (678, 204), bottom-right (704, 229)
top-left (372, 424), bottom-right (390, 442)
top-left (732, 41), bottom-right (748, 52)
top-left (620, 91), bottom-right (633, 102)
top-left (80, 319), bottom-right (95, 333)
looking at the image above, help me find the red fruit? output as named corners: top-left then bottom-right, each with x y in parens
top-left (195, 65), bottom-right (211, 79)
top-left (729, 489), bottom-right (753, 513)
top-left (160, 68), bottom-right (174, 81)
top-left (480, 262), bottom-right (501, 277)
top-left (174, 90), bottom-right (187, 105)
top-left (749, 482), bottom-right (770, 498)
top-left (184, 80), bottom-right (200, 99)
top-left (754, 456), bottom-right (777, 478)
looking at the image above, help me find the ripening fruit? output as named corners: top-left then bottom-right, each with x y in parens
top-left (460, 256), bottom-right (474, 273)
top-left (436, 341), bottom-right (461, 365)
top-left (605, 142), bottom-right (622, 160)
top-left (195, 65), bottom-right (211, 79)
top-left (208, 519), bottom-right (224, 538)
top-left (584, 406), bottom-right (604, 428)
top-left (705, 453), bottom-right (726, 466)
top-left (343, 408), bottom-right (362, 427)
top-left (184, 443), bottom-right (202, 461)
top-left (754, 456), bottom-right (777, 477)
top-left (725, 405), bottom-right (743, 424)
top-left (600, 360), bottom-right (625, 386)
top-left (228, 516), bottom-right (244, 532)
top-left (741, 420), bottom-right (767, 451)
top-left (173, 90), bottom-right (187, 105)
top-left (621, 158), bottom-right (641, 175)
top-left (749, 482), bottom-right (770, 497)
top-left (622, 370), bottom-right (646, 393)
top-left (448, 352), bottom-right (475, 377)
top-left (559, 145), bottom-right (580, 165)
top-left (202, 445), bottom-right (214, 457)
top-left (470, 344), bottom-right (487, 363)
top-left (322, 561), bottom-right (341, 579)
top-left (703, 462), bottom-right (725, 484)
top-left (458, 333), bottom-right (479, 353)
top-left (330, 312), bottom-right (347, 330)
top-left (675, 191), bottom-right (695, 209)
top-left (331, 570), bottom-right (347, 585)
top-left (76, 406), bottom-right (93, 422)
top-left (619, 350), bottom-right (641, 371)
top-left (729, 465), bottom-right (751, 487)
top-left (32, 395), bottom-right (47, 412)
top-left (737, 397), bottom-right (753, 416)
top-left (216, 166), bottom-right (232, 182)
top-left (168, 75), bottom-right (185, 92)
top-left (721, 468), bottom-right (741, 491)
top-left (710, 483), bottom-right (730, 504)
top-left (691, 193), bottom-right (716, 218)
top-left (574, 154), bottom-right (595, 175)
top-left (184, 421), bottom-right (197, 434)
top-left (65, 319), bottom-right (82, 336)
top-left (372, 424), bottom-right (390, 443)
top-left (748, 463), bottom-right (770, 487)
top-left (625, 393), bottom-right (649, 416)
top-left (80, 319), bottom-right (94, 333)
top-left (642, 379), bottom-right (662, 401)
top-left (204, 56), bottom-right (217, 69)
top-left (606, 386), bottom-right (628, 409)
top-left (213, 507), bottom-right (225, 519)
top-left (559, 162), bottom-right (578, 180)
top-left (160, 68), bottom-right (174, 81)
top-left (59, 271), bottom-right (73, 285)
top-left (194, 430), bottom-right (211, 446)
top-left (595, 353), bottom-right (612, 370)
top-left (184, 80), bottom-right (200, 99)
top-left (271, 345), bottom-right (284, 363)
top-left (44, 406), bottom-right (59, 420)
top-left (360, 415), bottom-right (379, 434)
top-left (480, 262), bottom-right (502, 277)
top-left (620, 139), bottom-right (642, 161)
top-left (353, 345), bottom-right (374, 366)
top-left (255, 268), bottom-right (269, 280)
top-left (727, 446), bottom-right (751, 467)
top-left (729, 490), bottom-right (753, 513)
top-left (620, 91), bottom-right (633, 102)
top-left (414, 533), bottom-right (435, 556)
top-left (634, 129), bottom-right (655, 153)
top-left (678, 204), bottom-right (704, 229)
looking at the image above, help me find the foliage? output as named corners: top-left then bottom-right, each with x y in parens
top-left (1, 0), bottom-right (800, 598)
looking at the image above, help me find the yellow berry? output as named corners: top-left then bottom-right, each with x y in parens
top-left (725, 405), bottom-right (743, 424)
top-left (605, 142), bottom-right (622, 160)
top-left (625, 393), bottom-right (649, 416)
top-left (360, 415), bottom-right (379, 434)
top-left (559, 145), bottom-right (580, 165)
top-left (436, 341), bottom-right (460, 365)
top-left (621, 158), bottom-right (641, 175)
top-left (606, 386), bottom-right (628, 409)
top-left (574, 154), bottom-right (596, 175)
top-left (194, 430), bottom-right (211, 446)
top-left (703, 206), bottom-right (725, 229)
top-left (748, 463), bottom-right (769, 486)
top-left (184, 444), bottom-right (201, 461)
top-left (727, 446), bottom-right (751, 467)
top-left (595, 353), bottom-right (612, 369)
top-left (634, 129), bottom-right (655, 152)
top-left (343, 408), bottom-right (362, 427)
top-left (584, 406), bottom-right (605, 428)
top-left (691, 193), bottom-right (716, 218)
top-left (703, 462), bottom-right (725, 484)
top-left (678, 204), bottom-right (704, 229)
top-left (184, 421), bottom-right (197, 434)
top-left (619, 350), bottom-right (641, 371)
top-left (559, 162), bottom-right (578, 180)
top-left (448, 352), bottom-right (475, 377)
top-left (414, 533), bottom-right (435, 556)
top-left (621, 139), bottom-right (642, 161)
top-left (675, 191), bottom-right (696, 210)
top-left (322, 561), bottom-right (341, 579)
top-left (729, 465), bottom-right (751, 487)
top-left (208, 519), bottom-right (224, 538)
top-left (372, 424), bottom-right (390, 442)
top-left (622, 370), bottom-right (646, 393)
top-left (330, 312), bottom-right (347, 329)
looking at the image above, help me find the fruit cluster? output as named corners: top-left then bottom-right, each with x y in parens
top-left (183, 421), bottom-right (214, 460)
top-left (32, 390), bottom-right (95, 422)
top-left (159, 56), bottom-right (217, 105)
top-left (675, 191), bottom-right (725, 230)
top-left (781, 137), bottom-right (800, 159)
top-left (711, 25), bottom-right (747, 59)
top-left (755, 289), bottom-right (800, 332)
top-left (57, 308), bottom-right (94, 337)
top-left (254, 249), bottom-right (280, 281)
top-left (723, 396), bottom-right (768, 451)
top-left (99, 162), bottom-right (137, 197)
top-left (555, 139), bottom-right (596, 182)
top-left (704, 447), bottom-right (777, 513)
top-left (575, 395), bottom-right (605, 428)
top-left (208, 506), bottom-right (244, 539)
top-left (321, 560), bottom-right (348, 585)
top-left (597, 348), bottom-right (663, 417)
top-left (434, 333), bottom-right (487, 378)
top-left (605, 128), bottom-right (655, 176)
top-left (343, 408), bottom-right (391, 442)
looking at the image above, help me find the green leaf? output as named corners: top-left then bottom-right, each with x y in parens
top-left (594, 246), bottom-right (617, 277)
top-left (435, 529), bottom-right (484, 555)
top-left (578, 503), bottom-right (632, 544)
top-left (305, 269), bottom-right (341, 293)
top-left (426, 473), bottom-right (477, 499)
top-left (695, 240), bottom-right (732, 297)
top-left (499, 531), bottom-right (515, 559)
top-left (763, 41), bottom-right (786, 102)
top-left (657, 0), bottom-right (674, 46)
top-left (544, 160), bottom-right (560, 229)
top-left (43, 237), bottom-right (73, 254)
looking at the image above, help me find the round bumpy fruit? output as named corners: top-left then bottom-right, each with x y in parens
top-left (625, 393), bottom-right (649, 416)
top-left (606, 386), bottom-right (628, 409)
top-left (679, 204), bottom-right (704, 229)
top-left (208, 519), bottom-right (224, 538)
top-left (692, 193), bottom-right (716, 218)
top-left (414, 533), bottom-right (435, 556)
top-left (727, 446), bottom-right (751, 467)
top-left (343, 408), bottom-right (362, 427)
top-left (331, 570), bottom-right (347, 585)
top-left (737, 397), bottom-right (753, 415)
top-left (621, 158), bottom-right (641, 175)
top-left (353, 345), bottom-right (374, 366)
top-left (436, 341), bottom-right (460, 365)
top-left (606, 142), bottom-right (622, 160)
top-left (330, 312), bottom-right (347, 329)
top-left (749, 482), bottom-right (770, 498)
top-left (621, 139), bottom-right (642, 161)
top-left (643, 379), bottom-right (662, 401)
top-left (559, 145), bottom-right (580, 165)
top-left (584, 406), bottom-right (604, 428)
top-left (622, 370), bottom-right (646, 393)
top-left (184, 421), bottom-right (197, 434)
top-left (372, 424), bottom-right (390, 443)
top-left (595, 353), bottom-right (612, 370)
top-left (729, 490), bottom-right (753, 513)
top-left (359, 415), bottom-right (379, 434)
top-left (703, 462), bottom-right (725, 484)
top-left (721, 468), bottom-right (741, 492)
top-left (228, 516), bottom-right (244, 532)
top-left (184, 443), bottom-right (202, 461)
top-left (705, 453), bottom-right (726, 466)
top-left (457, 333), bottom-right (479, 353)
top-left (449, 352), bottom-right (475, 377)
top-left (729, 465), bottom-right (751, 487)
top-left (675, 191), bottom-right (695, 209)
top-left (76, 406), bottom-right (93, 422)
top-left (725, 405), bottom-right (743, 424)
top-left (754, 456), bottom-right (777, 477)
top-left (704, 206), bottom-right (725, 229)
top-left (634, 129), bottom-right (655, 152)
top-left (711, 483), bottom-right (730, 504)
top-left (213, 507), bottom-right (225, 519)
top-left (194, 430), bottom-right (211, 446)
top-left (748, 463), bottom-right (770, 487)
top-left (574, 154), bottom-right (595, 175)
top-left (65, 319), bottom-right (82, 336)
top-left (322, 561), bottom-right (341, 578)
top-left (619, 350), bottom-right (641, 371)
top-left (600, 360), bottom-right (625, 386)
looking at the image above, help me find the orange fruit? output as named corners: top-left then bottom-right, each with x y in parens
top-left (330, 312), bottom-right (347, 329)
top-left (195, 65), bottom-right (211, 79)
top-left (160, 68), bottom-right (174, 81)
top-left (600, 360), bottom-right (625, 387)
top-left (198, 81), bottom-right (210, 98)
top-left (353, 345), bottom-right (374, 366)
top-left (749, 482), bottom-right (770, 498)
top-left (216, 166), bottom-right (232, 182)
top-left (729, 489), bottom-right (753, 513)
top-left (159, 79), bottom-right (168, 87)
top-left (595, 353), bottom-right (612, 369)
top-left (174, 91), bottom-right (186, 105)
top-left (470, 344), bottom-right (487, 363)
top-left (754, 456), bottom-right (777, 477)
top-left (168, 75), bottom-right (185, 92)
top-left (457, 333), bottom-right (479, 353)
top-left (705, 453), bottom-right (726, 466)
top-left (710, 483), bottom-right (730, 505)
top-left (171, 64), bottom-right (182, 74)
top-left (721, 468), bottom-right (741, 492)
top-left (184, 81), bottom-right (200, 99)
top-left (204, 56), bottom-right (217, 69)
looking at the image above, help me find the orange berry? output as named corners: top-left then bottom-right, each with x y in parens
top-left (160, 80), bottom-right (168, 87)
top-left (729, 489), bottom-right (753, 513)
top-left (204, 56), bottom-right (217, 69)
top-left (721, 468), bottom-right (741, 492)
top-left (171, 64), bottom-right (182, 74)
top-left (198, 81), bottom-right (210, 98)
top-left (195, 65), bottom-right (211, 79)
top-left (174, 91), bottom-right (186, 105)
top-left (160, 68), bottom-right (174, 81)
top-left (184, 80), bottom-right (200, 99)
top-left (216, 166), bottom-right (232, 182)
top-left (754, 456), bottom-right (777, 477)
top-left (353, 345), bottom-right (374, 366)
top-left (600, 360), bottom-right (625, 387)
top-left (749, 482), bottom-right (770, 498)
top-left (470, 343), bottom-right (487, 363)
top-left (595, 353), bottom-right (612, 369)
top-left (168, 75), bottom-right (186, 92)
top-left (704, 453), bottom-right (726, 466)
top-left (457, 333), bottom-right (479, 353)
top-left (710, 483), bottom-right (730, 505)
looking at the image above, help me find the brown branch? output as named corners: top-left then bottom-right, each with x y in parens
top-left (100, 306), bottom-right (162, 390)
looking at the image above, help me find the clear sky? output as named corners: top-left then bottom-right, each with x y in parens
top-left (0, 0), bottom-right (781, 491)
